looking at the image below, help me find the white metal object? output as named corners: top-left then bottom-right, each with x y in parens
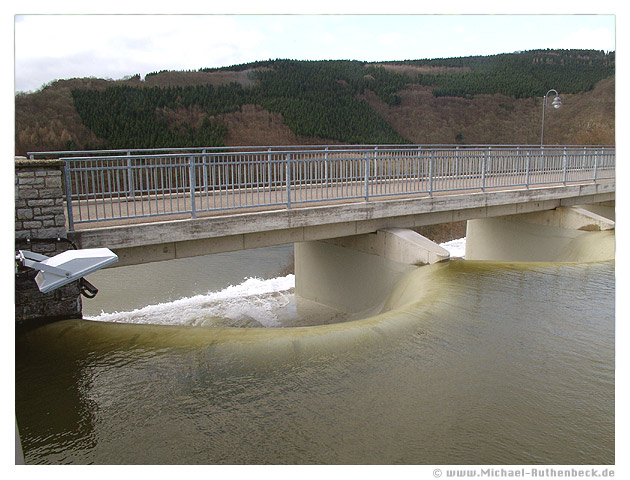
top-left (17, 248), bottom-right (118, 293)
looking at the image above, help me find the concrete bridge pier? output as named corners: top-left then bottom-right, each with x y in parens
top-left (465, 203), bottom-right (615, 262)
top-left (294, 228), bottom-right (449, 314)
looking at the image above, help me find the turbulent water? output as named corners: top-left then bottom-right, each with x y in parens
top-left (15, 235), bottom-right (615, 465)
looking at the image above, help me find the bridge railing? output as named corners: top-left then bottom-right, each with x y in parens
top-left (51, 145), bottom-right (615, 231)
top-left (28, 143), bottom-right (576, 159)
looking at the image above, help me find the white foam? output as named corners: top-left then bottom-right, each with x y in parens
top-left (440, 237), bottom-right (466, 259)
top-left (87, 274), bottom-right (295, 328)
top-left (88, 238), bottom-right (467, 328)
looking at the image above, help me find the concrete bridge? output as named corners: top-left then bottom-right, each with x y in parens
top-left (36, 144), bottom-right (614, 266)
top-left (17, 144), bottom-right (615, 322)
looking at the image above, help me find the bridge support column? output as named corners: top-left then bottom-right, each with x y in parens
top-left (465, 205), bottom-right (615, 262)
top-left (294, 228), bottom-right (449, 314)
top-left (15, 157), bottom-right (82, 326)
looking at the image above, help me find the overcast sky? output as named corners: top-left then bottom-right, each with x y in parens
top-left (14, 12), bottom-right (616, 93)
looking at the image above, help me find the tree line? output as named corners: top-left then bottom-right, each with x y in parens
top-left (391, 49), bottom-right (614, 98)
top-left (71, 60), bottom-right (411, 148)
top-left (70, 50), bottom-right (614, 150)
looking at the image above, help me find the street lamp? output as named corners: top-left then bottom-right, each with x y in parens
top-left (541, 89), bottom-right (562, 146)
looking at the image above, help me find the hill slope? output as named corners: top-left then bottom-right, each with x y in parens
top-left (15, 49), bottom-right (615, 155)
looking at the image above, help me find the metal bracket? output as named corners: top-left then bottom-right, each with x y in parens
top-left (16, 251), bottom-right (71, 277)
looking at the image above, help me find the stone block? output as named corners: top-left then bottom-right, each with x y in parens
top-left (17, 188), bottom-right (39, 200)
top-left (45, 176), bottom-right (62, 188)
top-left (18, 176), bottom-right (45, 186)
top-left (34, 227), bottom-right (66, 238)
top-left (41, 205), bottom-right (65, 216)
top-left (22, 221), bottom-right (43, 229)
top-left (16, 209), bottom-right (33, 220)
top-left (27, 198), bottom-right (55, 207)
top-left (38, 188), bottom-right (63, 199)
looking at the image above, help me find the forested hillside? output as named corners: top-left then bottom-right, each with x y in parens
top-left (15, 49), bottom-right (615, 155)
top-left (388, 49), bottom-right (614, 98)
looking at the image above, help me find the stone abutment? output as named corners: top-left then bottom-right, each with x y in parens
top-left (15, 158), bottom-right (82, 325)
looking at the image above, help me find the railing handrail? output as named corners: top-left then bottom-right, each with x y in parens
top-left (55, 145), bottom-right (615, 164)
top-left (28, 143), bottom-right (616, 159)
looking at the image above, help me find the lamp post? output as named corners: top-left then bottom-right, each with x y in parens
top-left (541, 89), bottom-right (562, 146)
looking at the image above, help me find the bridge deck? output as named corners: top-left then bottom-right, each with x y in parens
top-left (68, 179), bottom-right (615, 267)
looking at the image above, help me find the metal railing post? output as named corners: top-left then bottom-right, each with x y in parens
top-left (364, 151), bottom-right (370, 201)
top-left (286, 154), bottom-right (292, 209)
top-left (455, 146), bottom-right (460, 178)
top-left (202, 149), bottom-right (208, 193)
top-left (189, 155), bottom-right (197, 219)
top-left (63, 162), bottom-right (75, 232)
top-left (127, 151), bottom-right (135, 197)
top-left (525, 149), bottom-right (531, 188)
top-left (374, 146), bottom-right (379, 184)
top-left (563, 146), bottom-right (568, 185)
top-left (481, 149), bottom-right (487, 192)
top-left (593, 148), bottom-right (599, 182)
top-left (429, 150), bottom-right (434, 196)
top-left (583, 146), bottom-right (587, 170)
top-left (487, 146), bottom-right (492, 188)
top-left (324, 146), bottom-right (329, 187)
top-left (267, 148), bottom-right (272, 190)
top-left (417, 146), bottom-right (422, 191)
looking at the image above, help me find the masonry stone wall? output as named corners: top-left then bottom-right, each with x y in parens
top-left (15, 157), bottom-right (82, 325)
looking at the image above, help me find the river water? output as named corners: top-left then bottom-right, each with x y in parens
top-left (15, 234), bottom-right (615, 465)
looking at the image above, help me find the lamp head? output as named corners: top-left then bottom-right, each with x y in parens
top-left (551, 96), bottom-right (562, 109)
